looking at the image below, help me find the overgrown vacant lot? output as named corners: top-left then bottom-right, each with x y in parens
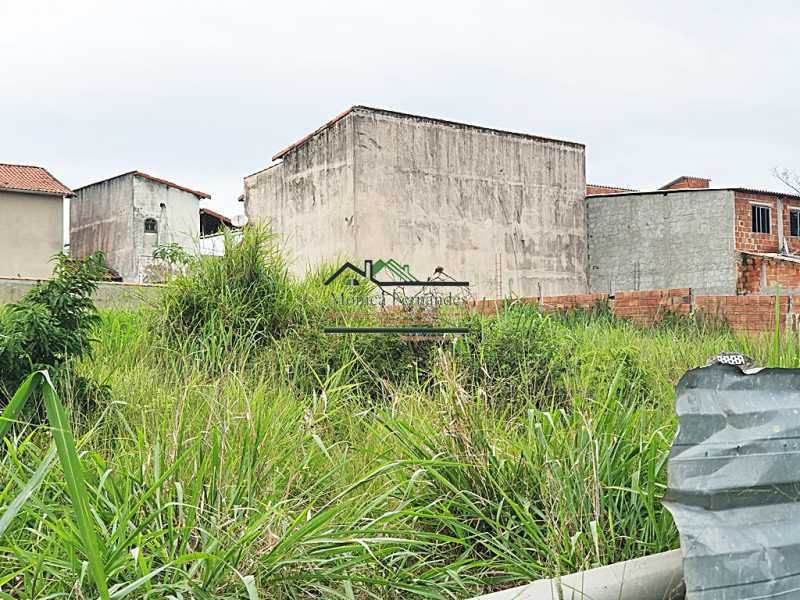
top-left (1, 229), bottom-right (793, 598)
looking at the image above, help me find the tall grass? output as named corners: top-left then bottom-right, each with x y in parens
top-left (1, 227), bottom-right (793, 597)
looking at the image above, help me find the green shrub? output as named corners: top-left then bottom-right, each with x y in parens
top-left (157, 225), bottom-right (302, 365)
top-left (452, 304), bottom-right (568, 403)
top-left (0, 253), bottom-right (105, 400)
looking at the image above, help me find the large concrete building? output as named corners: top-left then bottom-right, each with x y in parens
top-left (587, 176), bottom-right (800, 295)
top-left (244, 106), bottom-right (588, 298)
top-left (71, 171), bottom-right (209, 282)
top-left (0, 163), bottom-right (73, 279)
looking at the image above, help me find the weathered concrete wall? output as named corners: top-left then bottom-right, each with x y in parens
top-left (587, 190), bottom-right (737, 295)
top-left (245, 107), bottom-right (587, 298)
top-left (244, 115), bottom-right (356, 270)
top-left (0, 277), bottom-right (162, 309)
top-left (132, 176), bottom-right (200, 281)
top-left (71, 174), bottom-right (200, 282)
top-left (0, 190), bottom-right (63, 279)
top-left (352, 109), bottom-right (587, 298)
top-left (71, 174), bottom-right (135, 279)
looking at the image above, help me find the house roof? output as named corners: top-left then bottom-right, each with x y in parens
top-left (200, 207), bottom-right (232, 226)
top-left (586, 187), bottom-right (800, 202)
top-left (0, 163), bottom-right (73, 197)
top-left (658, 175), bottom-right (711, 190)
top-left (271, 105), bottom-right (584, 161)
top-left (586, 183), bottom-right (638, 195)
top-left (74, 170), bottom-right (210, 199)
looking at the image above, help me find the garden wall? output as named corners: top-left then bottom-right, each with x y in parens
top-left (0, 277), bottom-right (162, 310)
top-left (476, 288), bottom-right (799, 336)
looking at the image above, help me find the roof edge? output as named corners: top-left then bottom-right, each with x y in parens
top-left (271, 105), bottom-right (584, 161)
top-left (74, 170), bottom-right (210, 199)
top-left (587, 183), bottom-right (638, 193)
top-left (586, 187), bottom-right (800, 202)
top-left (0, 186), bottom-right (73, 198)
top-left (658, 175), bottom-right (711, 190)
top-left (134, 171), bottom-right (210, 199)
top-left (200, 207), bottom-right (232, 226)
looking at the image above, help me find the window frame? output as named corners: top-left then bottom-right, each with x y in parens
top-left (790, 208), bottom-right (800, 237)
top-left (144, 218), bottom-right (158, 234)
top-left (751, 203), bottom-right (771, 234)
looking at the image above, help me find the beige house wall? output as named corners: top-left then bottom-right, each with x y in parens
top-left (0, 190), bottom-right (64, 279)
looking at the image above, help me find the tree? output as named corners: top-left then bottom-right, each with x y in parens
top-left (773, 167), bottom-right (800, 195)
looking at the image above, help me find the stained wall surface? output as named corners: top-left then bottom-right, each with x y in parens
top-left (244, 107), bottom-right (588, 298)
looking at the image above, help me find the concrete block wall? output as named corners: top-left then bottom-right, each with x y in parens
top-left (587, 190), bottom-right (737, 295)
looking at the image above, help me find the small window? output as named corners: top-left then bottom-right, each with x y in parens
top-left (751, 205), bottom-right (770, 234)
top-left (144, 218), bottom-right (158, 233)
top-left (791, 211), bottom-right (800, 237)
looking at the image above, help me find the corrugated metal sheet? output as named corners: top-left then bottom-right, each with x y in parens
top-left (664, 363), bottom-right (800, 599)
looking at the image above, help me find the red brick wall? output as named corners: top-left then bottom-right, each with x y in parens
top-left (586, 184), bottom-right (636, 195)
top-left (737, 253), bottom-right (800, 293)
top-left (472, 288), bottom-right (800, 336)
top-left (782, 197), bottom-right (800, 254)
top-left (694, 295), bottom-right (791, 336)
top-left (662, 176), bottom-right (710, 190)
top-left (735, 191), bottom-right (780, 253)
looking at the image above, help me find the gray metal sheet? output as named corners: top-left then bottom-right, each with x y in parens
top-left (665, 364), bottom-right (800, 599)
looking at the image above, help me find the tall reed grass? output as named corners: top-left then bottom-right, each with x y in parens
top-left (0, 227), bottom-right (793, 597)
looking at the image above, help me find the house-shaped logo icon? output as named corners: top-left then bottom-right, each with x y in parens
top-left (324, 259), bottom-right (468, 288)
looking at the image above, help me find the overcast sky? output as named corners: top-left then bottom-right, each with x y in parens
top-left (2, 0), bottom-right (799, 217)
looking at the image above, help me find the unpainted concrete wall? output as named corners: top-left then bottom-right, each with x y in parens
top-left (0, 277), bottom-right (162, 309)
top-left (352, 109), bottom-right (587, 298)
top-left (0, 190), bottom-right (64, 279)
top-left (71, 174), bottom-right (200, 282)
top-left (245, 107), bottom-right (588, 298)
top-left (132, 176), bottom-right (200, 281)
top-left (587, 190), bottom-right (737, 295)
top-left (244, 115), bottom-right (357, 269)
top-left (71, 174), bottom-right (135, 279)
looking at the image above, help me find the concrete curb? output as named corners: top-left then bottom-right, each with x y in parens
top-left (470, 549), bottom-right (684, 600)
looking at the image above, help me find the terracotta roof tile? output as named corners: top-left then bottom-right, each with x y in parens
top-left (0, 163), bottom-right (73, 196)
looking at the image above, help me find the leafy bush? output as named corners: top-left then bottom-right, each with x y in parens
top-left (0, 253), bottom-right (105, 400)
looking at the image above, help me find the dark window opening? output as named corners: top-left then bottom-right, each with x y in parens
top-left (752, 205), bottom-right (770, 234)
top-left (791, 211), bottom-right (800, 237)
top-left (144, 218), bottom-right (158, 233)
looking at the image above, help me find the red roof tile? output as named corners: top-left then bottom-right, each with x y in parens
top-left (0, 163), bottom-right (73, 196)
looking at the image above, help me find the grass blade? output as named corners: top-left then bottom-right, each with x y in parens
top-left (39, 370), bottom-right (110, 600)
